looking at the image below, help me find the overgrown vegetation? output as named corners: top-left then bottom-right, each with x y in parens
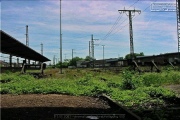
top-left (1, 69), bottom-right (179, 100)
top-left (1, 68), bottom-right (180, 119)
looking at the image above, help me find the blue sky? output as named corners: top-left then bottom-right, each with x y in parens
top-left (0, 0), bottom-right (178, 64)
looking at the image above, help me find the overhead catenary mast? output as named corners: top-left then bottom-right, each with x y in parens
top-left (41, 43), bottom-right (43, 55)
top-left (91, 34), bottom-right (99, 68)
top-left (176, 0), bottom-right (180, 54)
top-left (89, 41), bottom-right (91, 57)
top-left (91, 34), bottom-right (99, 59)
top-left (25, 25), bottom-right (30, 64)
top-left (72, 49), bottom-right (74, 60)
top-left (59, 0), bottom-right (63, 74)
top-left (102, 45), bottom-right (105, 68)
top-left (118, 9), bottom-right (141, 59)
top-left (26, 25), bottom-right (29, 46)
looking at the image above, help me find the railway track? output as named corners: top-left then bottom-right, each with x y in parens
top-left (97, 94), bottom-right (141, 120)
top-left (98, 94), bottom-right (180, 120)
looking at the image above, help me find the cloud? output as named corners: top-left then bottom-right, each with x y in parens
top-left (1, 0), bottom-right (178, 61)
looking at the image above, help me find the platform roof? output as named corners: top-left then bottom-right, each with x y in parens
top-left (0, 30), bottom-right (50, 62)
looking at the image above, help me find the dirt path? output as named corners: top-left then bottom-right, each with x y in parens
top-left (164, 84), bottom-right (180, 97)
top-left (1, 94), bottom-right (109, 108)
top-left (1, 94), bottom-right (113, 120)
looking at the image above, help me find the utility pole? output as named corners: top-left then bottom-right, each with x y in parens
top-left (89, 41), bottom-right (91, 57)
top-left (176, 0), bottom-right (180, 55)
top-left (91, 35), bottom-right (94, 59)
top-left (64, 54), bottom-right (66, 60)
top-left (91, 34), bottom-right (99, 68)
top-left (59, 0), bottom-right (63, 74)
top-left (56, 58), bottom-right (58, 64)
top-left (102, 45), bottom-right (105, 68)
top-left (72, 49), bottom-right (74, 60)
top-left (25, 25), bottom-right (30, 64)
top-left (26, 25), bottom-right (29, 46)
top-left (53, 55), bottom-right (56, 66)
top-left (41, 43), bottom-right (43, 55)
top-left (118, 9), bottom-right (141, 59)
top-left (9, 55), bottom-right (12, 68)
top-left (17, 58), bottom-right (19, 67)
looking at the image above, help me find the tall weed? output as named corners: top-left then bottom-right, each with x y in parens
top-left (122, 71), bottom-right (135, 90)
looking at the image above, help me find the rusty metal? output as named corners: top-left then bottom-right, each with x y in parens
top-left (99, 94), bottom-right (141, 120)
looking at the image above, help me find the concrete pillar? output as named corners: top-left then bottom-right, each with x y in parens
top-left (9, 55), bottom-right (12, 67)
top-left (35, 61), bottom-right (36, 68)
top-left (17, 58), bottom-right (19, 67)
top-left (23, 59), bottom-right (26, 66)
top-left (28, 59), bottom-right (30, 64)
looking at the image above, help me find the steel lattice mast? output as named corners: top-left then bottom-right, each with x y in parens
top-left (59, 0), bottom-right (63, 74)
top-left (118, 9), bottom-right (141, 59)
top-left (176, 0), bottom-right (180, 53)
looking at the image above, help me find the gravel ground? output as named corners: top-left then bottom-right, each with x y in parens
top-left (164, 84), bottom-right (180, 97)
top-left (1, 94), bottom-right (113, 120)
top-left (1, 94), bottom-right (109, 108)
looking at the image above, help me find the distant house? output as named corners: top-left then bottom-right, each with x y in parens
top-left (106, 58), bottom-right (119, 67)
top-left (93, 60), bottom-right (105, 67)
top-left (118, 59), bottom-right (128, 66)
top-left (76, 60), bottom-right (89, 68)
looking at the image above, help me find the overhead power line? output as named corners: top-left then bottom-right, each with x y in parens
top-left (100, 0), bottom-right (140, 44)
top-left (105, 0), bottom-right (157, 38)
top-left (101, 14), bottom-right (123, 41)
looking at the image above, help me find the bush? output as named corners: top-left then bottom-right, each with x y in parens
top-left (122, 71), bottom-right (135, 90)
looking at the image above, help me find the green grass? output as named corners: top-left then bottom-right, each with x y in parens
top-left (0, 68), bottom-right (180, 108)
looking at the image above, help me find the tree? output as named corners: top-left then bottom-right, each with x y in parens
top-left (139, 52), bottom-right (144, 56)
top-left (69, 57), bottom-right (83, 66)
top-left (61, 61), bottom-right (69, 68)
top-left (56, 61), bottom-right (69, 68)
top-left (85, 56), bottom-right (93, 61)
top-left (125, 52), bottom-right (144, 59)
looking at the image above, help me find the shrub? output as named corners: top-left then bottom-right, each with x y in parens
top-left (122, 71), bottom-right (135, 90)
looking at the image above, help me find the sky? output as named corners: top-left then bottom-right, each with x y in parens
top-left (0, 0), bottom-right (178, 64)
